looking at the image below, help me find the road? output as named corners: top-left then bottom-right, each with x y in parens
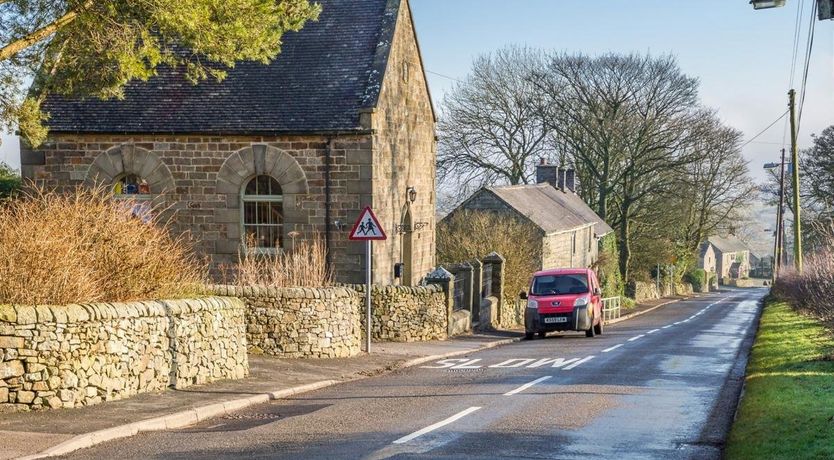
top-left (60, 289), bottom-right (765, 460)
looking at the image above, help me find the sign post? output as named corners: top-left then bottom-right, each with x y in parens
top-left (349, 207), bottom-right (387, 353)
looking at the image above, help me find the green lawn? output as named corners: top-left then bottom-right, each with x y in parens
top-left (725, 298), bottom-right (834, 460)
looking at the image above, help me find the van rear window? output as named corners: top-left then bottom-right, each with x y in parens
top-left (532, 274), bottom-right (589, 295)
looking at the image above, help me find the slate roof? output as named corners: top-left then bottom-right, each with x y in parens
top-left (42, 0), bottom-right (403, 134)
top-left (707, 236), bottom-right (750, 254)
top-left (485, 184), bottom-right (614, 236)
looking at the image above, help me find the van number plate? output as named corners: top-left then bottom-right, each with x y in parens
top-left (544, 317), bottom-right (568, 324)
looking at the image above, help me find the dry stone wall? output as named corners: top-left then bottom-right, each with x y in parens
top-left (212, 286), bottom-right (361, 359)
top-left (0, 297), bottom-right (247, 411)
top-left (349, 285), bottom-right (448, 342)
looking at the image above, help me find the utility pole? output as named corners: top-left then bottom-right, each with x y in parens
top-left (788, 89), bottom-right (803, 273)
top-left (772, 148), bottom-right (787, 282)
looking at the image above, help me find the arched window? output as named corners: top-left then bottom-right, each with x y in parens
top-left (113, 174), bottom-right (150, 198)
top-left (241, 175), bottom-right (283, 250)
top-left (112, 173), bottom-right (152, 222)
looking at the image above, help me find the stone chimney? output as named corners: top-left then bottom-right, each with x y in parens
top-left (564, 169), bottom-right (576, 193)
top-left (536, 159), bottom-right (576, 193)
top-left (535, 158), bottom-right (561, 189)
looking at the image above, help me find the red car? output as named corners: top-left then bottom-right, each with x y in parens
top-left (520, 268), bottom-right (604, 339)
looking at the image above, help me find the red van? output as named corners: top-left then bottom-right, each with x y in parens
top-left (520, 268), bottom-right (604, 340)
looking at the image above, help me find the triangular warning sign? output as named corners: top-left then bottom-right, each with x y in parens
top-left (349, 207), bottom-right (387, 241)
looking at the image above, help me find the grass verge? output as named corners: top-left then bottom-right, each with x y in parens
top-left (725, 297), bottom-right (834, 459)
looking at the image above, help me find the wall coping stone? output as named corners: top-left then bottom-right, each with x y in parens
top-left (205, 284), bottom-right (357, 300)
top-left (0, 297), bottom-right (243, 325)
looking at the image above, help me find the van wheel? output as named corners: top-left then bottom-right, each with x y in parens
top-left (594, 319), bottom-right (604, 336)
top-left (525, 331), bottom-right (535, 340)
top-left (538, 331), bottom-right (547, 339)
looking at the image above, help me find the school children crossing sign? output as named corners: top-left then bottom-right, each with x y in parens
top-left (349, 207), bottom-right (387, 241)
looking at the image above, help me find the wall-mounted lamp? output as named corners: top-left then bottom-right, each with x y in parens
top-left (333, 220), bottom-right (346, 231)
top-left (407, 186), bottom-right (417, 204)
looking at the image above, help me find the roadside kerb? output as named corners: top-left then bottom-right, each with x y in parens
top-left (16, 340), bottom-right (518, 460)
top-left (16, 296), bottom-right (691, 460)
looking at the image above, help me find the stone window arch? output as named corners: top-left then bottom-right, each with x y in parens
top-left (216, 145), bottom-right (308, 256)
top-left (84, 144), bottom-right (175, 200)
top-left (241, 175), bottom-right (284, 251)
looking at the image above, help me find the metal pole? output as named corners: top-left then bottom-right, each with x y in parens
top-left (365, 240), bottom-right (372, 353)
top-left (773, 148), bottom-right (787, 281)
top-left (656, 263), bottom-right (660, 295)
top-left (788, 89), bottom-right (803, 273)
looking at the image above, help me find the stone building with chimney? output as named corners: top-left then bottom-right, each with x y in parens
top-left (444, 162), bottom-right (613, 270)
top-left (20, 0), bottom-right (436, 285)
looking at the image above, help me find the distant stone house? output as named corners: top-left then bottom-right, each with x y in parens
top-left (445, 162), bottom-right (613, 270)
top-left (20, 0), bottom-right (436, 285)
top-left (700, 236), bottom-right (751, 283)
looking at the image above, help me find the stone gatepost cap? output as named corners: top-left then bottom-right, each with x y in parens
top-left (426, 267), bottom-right (453, 280)
top-left (483, 252), bottom-right (505, 262)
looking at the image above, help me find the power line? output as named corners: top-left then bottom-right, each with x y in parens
top-left (741, 110), bottom-right (790, 149)
top-left (797, 0), bottom-right (817, 135)
top-left (425, 70), bottom-right (464, 83)
top-left (784, 0), bottom-right (805, 148)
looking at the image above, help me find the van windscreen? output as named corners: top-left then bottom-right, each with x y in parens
top-left (532, 274), bottom-right (589, 295)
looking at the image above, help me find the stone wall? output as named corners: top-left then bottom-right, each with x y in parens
top-left (541, 225), bottom-right (596, 270)
top-left (350, 285), bottom-right (447, 342)
top-left (211, 285), bottom-right (361, 359)
top-left (369, 0), bottom-right (437, 287)
top-left (628, 281), bottom-right (661, 302)
top-left (0, 297), bottom-right (247, 411)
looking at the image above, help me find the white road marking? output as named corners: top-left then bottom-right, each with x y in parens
top-left (563, 356), bottom-right (595, 370)
top-left (646, 329), bottom-right (660, 334)
top-left (451, 359), bottom-right (482, 369)
top-left (489, 359), bottom-right (536, 368)
top-left (527, 357), bottom-right (580, 368)
top-left (420, 358), bottom-right (474, 369)
top-left (628, 334), bottom-right (645, 342)
top-left (503, 376), bottom-right (552, 396)
top-left (393, 407), bottom-right (482, 444)
top-left (602, 344), bottom-right (623, 353)
top-left (661, 325), bottom-right (672, 329)
top-left (673, 321), bottom-right (682, 325)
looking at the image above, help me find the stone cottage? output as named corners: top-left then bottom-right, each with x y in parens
top-left (445, 162), bottom-right (613, 270)
top-left (20, 0), bottom-right (436, 285)
top-left (700, 236), bottom-right (751, 284)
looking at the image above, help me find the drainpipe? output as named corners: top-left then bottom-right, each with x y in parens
top-left (325, 138), bottom-right (334, 270)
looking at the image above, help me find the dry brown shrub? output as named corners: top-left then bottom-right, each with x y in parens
top-left (0, 186), bottom-right (206, 305)
top-left (234, 233), bottom-right (332, 287)
top-left (437, 210), bottom-right (541, 304)
top-left (773, 245), bottom-right (834, 322)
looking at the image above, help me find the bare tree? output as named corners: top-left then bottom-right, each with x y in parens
top-left (437, 46), bottom-right (551, 206)
top-left (674, 113), bottom-right (754, 253)
top-left (536, 53), bottom-right (701, 280)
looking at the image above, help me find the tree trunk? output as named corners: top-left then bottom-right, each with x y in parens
top-left (0, 2), bottom-right (91, 62)
top-left (617, 204), bottom-right (631, 283)
top-left (598, 186), bottom-right (608, 221)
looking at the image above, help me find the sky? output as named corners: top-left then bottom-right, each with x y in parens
top-left (2, 0), bottom-right (833, 186)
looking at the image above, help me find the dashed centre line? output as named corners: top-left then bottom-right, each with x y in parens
top-left (661, 325), bottom-right (672, 329)
top-left (646, 328), bottom-right (660, 334)
top-left (628, 334), bottom-right (645, 342)
top-left (503, 376), bottom-right (552, 396)
top-left (393, 406), bottom-right (482, 444)
top-left (602, 344), bottom-right (623, 353)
